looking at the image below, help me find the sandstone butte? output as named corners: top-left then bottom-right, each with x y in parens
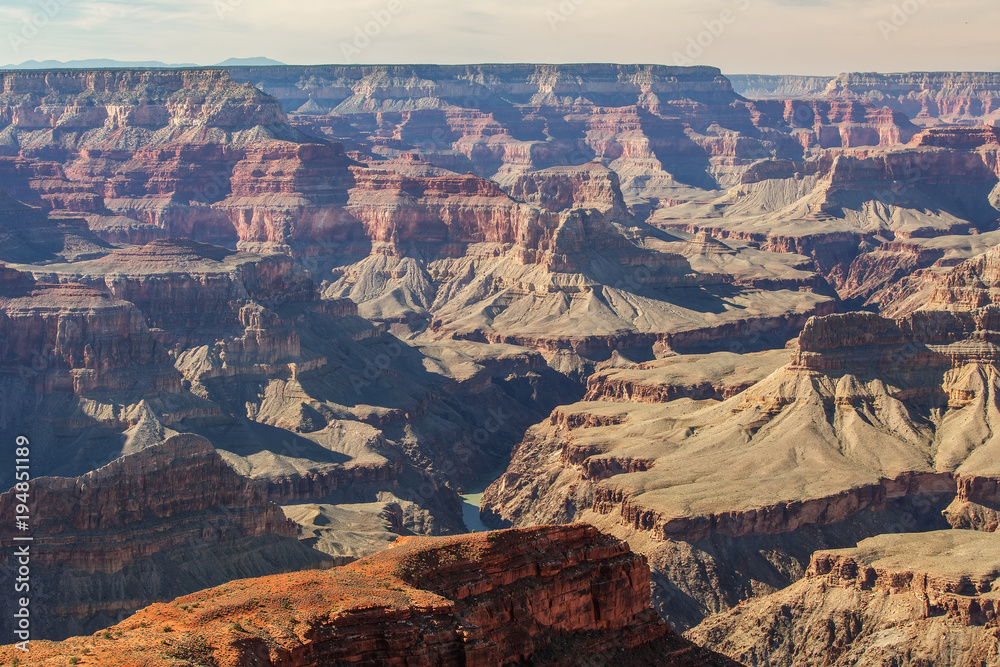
top-left (0, 525), bottom-right (738, 667)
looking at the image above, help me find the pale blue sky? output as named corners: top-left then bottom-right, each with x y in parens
top-left (0, 0), bottom-right (995, 74)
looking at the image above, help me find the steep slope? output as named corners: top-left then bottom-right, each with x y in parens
top-left (327, 159), bottom-right (834, 362)
top-left (0, 235), bottom-right (588, 638)
top-left (0, 434), bottom-right (327, 639)
top-left (825, 71), bottom-right (1000, 126)
top-left (653, 126), bottom-right (1000, 300)
top-left (733, 71), bottom-right (1000, 127)
top-left (689, 531), bottom-right (1000, 666)
top-left (0, 68), bottom-right (356, 246)
top-left (483, 266), bottom-right (1000, 627)
top-left (228, 63), bottom-right (916, 214)
top-left (0, 525), bottom-right (739, 666)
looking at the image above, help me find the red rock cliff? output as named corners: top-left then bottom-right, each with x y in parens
top-left (0, 524), bottom-right (739, 666)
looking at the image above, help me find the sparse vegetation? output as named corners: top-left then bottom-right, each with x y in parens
top-left (164, 634), bottom-right (219, 667)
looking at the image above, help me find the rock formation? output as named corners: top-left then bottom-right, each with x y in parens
top-left (653, 125), bottom-right (1000, 300)
top-left (0, 232), bottom-right (586, 638)
top-left (824, 71), bottom-right (1000, 126)
top-left (689, 531), bottom-right (1000, 666)
top-left (0, 434), bottom-right (327, 639)
top-left (481, 270), bottom-right (1000, 628)
top-left (733, 71), bottom-right (1000, 126)
top-left (0, 525), bottom-right (739, 666)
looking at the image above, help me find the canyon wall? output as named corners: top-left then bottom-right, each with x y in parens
top-left (0, 434), bottom-right (328, 639)
top-left (824, 71), bottom-right (1000, 125)
top-left (732, 71), bottom-right (1000, 126)
top-left (689, 531), bottom-right (1000, 666)
top-left (482, 259), bottom-right (1000, 627)
top-left (0, 525), bottom-right (739, 666)
top-left (4, 64), bottom-right (1000, 662)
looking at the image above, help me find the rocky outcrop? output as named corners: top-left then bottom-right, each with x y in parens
top-left (0, 263), bottom-right (180, 395)
top-left (500, 162), bottom-right (632, 213)
top-left (0, 68), bottom-right (357, 245)
top-left (0, 525), bottom-right (739, 666)
top-left (748, 99), bottom-right (919, 148)
top-left (688, 531), bottom-right (1000, 666)
top-left (584, 350), bottom-right (790, 403)
top-left (655, 123), bottom-right (1000, 300)
top-left (944, 474), bottom-right (1000, 532)
top-left (0, 434), bottom-right (328, 639)
top-left (824, 71), bottom-right (1000, 125)
top-left (33, 239), bottom-right (321, 348)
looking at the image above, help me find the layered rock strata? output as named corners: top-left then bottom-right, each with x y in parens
top-left (0, 68), bottom-right (355, 246)
top-left (0, 262), bottom-right (180, 396)
top-left (653, 125), bottom-right (1000, 299)
top-left (0, 525), bottom-right (739, 666)
top-left (482, 266), bottom-right (1000, 627)
top-left (689, 531), bottom-right (1000, 666)
top-left (825, 71), bottom-right (1000, 125)
top-left (732, 71), bottom-right (1000, 126)
top-left (328, 159), bottom-right (834, 357)
top-left (0, 434), bottom-right (328, 639)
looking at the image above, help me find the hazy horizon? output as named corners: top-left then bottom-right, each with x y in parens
top-left (0, 0), bottom-right (994, 76)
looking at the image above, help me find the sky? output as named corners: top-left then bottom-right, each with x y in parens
top-left (0, 0), bottom-right (996, 75)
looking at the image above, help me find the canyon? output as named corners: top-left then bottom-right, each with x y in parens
top-left (2, 63), bottom-right (1000, 664)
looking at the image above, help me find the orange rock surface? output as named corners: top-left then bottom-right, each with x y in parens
top-left (0, 525), bottom-right (737, 666)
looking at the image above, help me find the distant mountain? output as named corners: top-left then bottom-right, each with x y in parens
top-left (214, 57), bottom-right (286, 67)
top-left (1, 58), bottom-right (200, 69)
top-left (0, 57), bottom-right (287, 70)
